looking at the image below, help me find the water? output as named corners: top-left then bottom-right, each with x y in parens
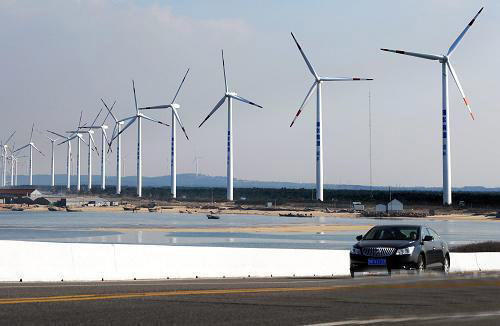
top-left (0, 211), bottom-right (499, 249)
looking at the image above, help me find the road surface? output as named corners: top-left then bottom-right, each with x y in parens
top-left (1, 273), bottom-right (500, 325)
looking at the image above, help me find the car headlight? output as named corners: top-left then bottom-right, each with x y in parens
top-left (350, 247), bottom-right (362, 255)
top-left (395, 246), bottom-right (415, 255)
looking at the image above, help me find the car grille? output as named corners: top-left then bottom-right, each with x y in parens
top-left (362, 247), bottom-right (396, 257)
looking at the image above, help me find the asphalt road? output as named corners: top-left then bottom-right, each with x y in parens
top-left (1, 273), bottom-right (500, 325)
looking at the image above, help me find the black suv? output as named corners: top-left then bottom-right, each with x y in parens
top-left (350, 225), bottom-right (450, 276)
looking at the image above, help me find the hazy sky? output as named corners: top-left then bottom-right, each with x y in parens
top-left (1, 0), bottom-right (499, 187)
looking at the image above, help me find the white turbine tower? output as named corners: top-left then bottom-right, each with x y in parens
top-left (67, 128), bottom-right (97, 191)
top-left (139, 68), bottom-right (190, 199)
top-left (110, 80), bottom-right (169, 197)
top-left (289, 32), bottom-right (373, 202)
top-left (381, 7), bottom-right (483, 206)
top-left (48, 130), bottom-right (72, 190)
top-left (58, 114), bottom-right (89, 192)
top-left (198, 50), bottom-right (263, 201)
top-left (45, 135), bottom-right (58, 187)
top-left (14, 124), bottom-right (44, 186)
top-left (82, 103), bottom-right (114, 190)
top-left (102, 99), bottom-right (123, 195)
top-left (1, 131), bottom-right (15, 187)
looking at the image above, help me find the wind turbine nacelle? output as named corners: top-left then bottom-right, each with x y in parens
top-left (171, 103), bottom-right (180, 109)
top-left (226, 92), bottom-right (237, 97)
top-left (102, 125), bottom-right (108, 130)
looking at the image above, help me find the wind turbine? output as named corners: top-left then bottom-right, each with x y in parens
top-left (81, 103), bottom-right (114, 190)
top-left (44, 135), bottom-right (58, 187)
top-left (1, 131), bottom-right (15, 187)
top-left (289, 32), bottom-right (373, 201)
top-left (48, 130), bottom-right (72, 190)
top-left (198, 50), bottom-right (263, 201)
top-left (139, 68), bottom-right (190, 199)
top-left (102, 99), bottom-right (123, 195)
top-left (380, 7), bottom-right (483, 206)
top-left (14, 124), bottom-right (44, 186)
top-left (193, 156), bottom-right (203, 176)
top-left (110, 80), bottom-right (169, 197)
top-left (57, 114), bottom-right (89, 192)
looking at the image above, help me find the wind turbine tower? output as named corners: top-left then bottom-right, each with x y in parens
top-left (380, 7), bottom-right (483, 205)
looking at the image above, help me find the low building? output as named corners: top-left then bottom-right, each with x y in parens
top-left (375, 204), bottom-right (387, 213)
top-left (0, 188), bottom-right (42, 203)
top-left (387, 199), bottom-right (403, 212)
top-left (352, 202), bottom-right (365, 211)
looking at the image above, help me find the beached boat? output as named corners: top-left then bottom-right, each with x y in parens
top-left (148, 207), bottom-right (160, 212)
top-left (279, 213), bottom-right (313, 218)
top-left (11, 207), bottom-right (24, 211)
top-left (66, 207), bottom-right (83, 212)
top-left (123, 206), bottom-right (139, 212)
top-left (207, 214), bottom-right (220, 220)
top-left (48, 206), bottom-right (63, 212)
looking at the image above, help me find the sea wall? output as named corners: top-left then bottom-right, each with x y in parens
top-left (0, 240), bottom-right (498, 282)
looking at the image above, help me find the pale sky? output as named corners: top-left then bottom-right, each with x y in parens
top-left (1, 0), bottom-right (499, 187)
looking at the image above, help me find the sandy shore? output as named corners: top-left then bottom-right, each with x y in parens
top-left (96, 224), bottom-right (372, 234)
top-left (1, 204), bottom-right (498, 222)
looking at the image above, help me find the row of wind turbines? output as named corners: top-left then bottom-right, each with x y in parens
top-left (0, 7), bottom-right (484, 205)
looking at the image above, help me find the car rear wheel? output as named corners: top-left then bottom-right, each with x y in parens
top-left (416, 254), bottom-right (426, 274)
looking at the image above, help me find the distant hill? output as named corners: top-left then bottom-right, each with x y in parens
top-left (8, 174), bottom-right (500, 192)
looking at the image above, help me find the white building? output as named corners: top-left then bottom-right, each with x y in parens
top-left (375, 204), bottom-right (386, 213)
top-left (352, 202), bottom-right (365, 211)
top-left (387, 199), bottom-right (403, 212)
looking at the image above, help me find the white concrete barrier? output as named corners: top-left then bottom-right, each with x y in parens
top-left (0, 240), bottom-right (499, 282)
top-left (0, 241), bottom-right (350, 282)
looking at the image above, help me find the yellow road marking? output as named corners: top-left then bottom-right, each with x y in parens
top-left (1, 279), bottom-right (500, 305)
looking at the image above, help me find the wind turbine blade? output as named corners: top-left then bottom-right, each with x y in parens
top-left (172, 68), bottom-right (190, 103)
top-left (231, 94), bottom-right (263, 108)
top-left (140, 114), bottom-right (169, 127)
top-left (380, 48), bottom-right (442, 61)
top-left (4, 131), bottom-right (15, 145)
top-left (290, 81), bottom-right (317, 127)
top-left (78, 110), bottom-right (83, 128)
top-left (291, 32), bottom-right (319, 79)
top-left (89, 133), bottom-right (99, 155)
top-left (101, 99), bottom-right (118, 123)
top-left (139, 105), bottom-right (170, 110)
top-left (107, 125), bottom-right (117, 153)
top-left (79, 135), bottom-right (89, 146)
top-left (172, 107), bottom-right (189, 140)
top-left (447, 7), bottom-right (484, 56)
top-left (29, 123), bottom-right (34, 143)
top-left (47, 130), bottom-right (66, 139)
top-left (132, 80), bottom-right (139, 114)
top-left (198, 96), bottom-right (226, 128)
top-left (222, 50), bottom-right (228, 92)
top-left (321, 77), bottom-right (374, 81)
top-left (112, 117), bottom-right (137, 141)
top-left (13, 144), bottom-right (30, 153)
top-left (100, 99), bottom-right (116, 125)
top-left (32, 144), bottom-right (45, 156)
top-left (90, 107), bottom-right (104, 128)
top-left (447, 61), bottom-right (475, 120)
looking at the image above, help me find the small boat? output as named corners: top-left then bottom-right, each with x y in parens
top-left (148, 207), bottom-right (160, 212)
top-left (66, 207), bottom-right (83, 212)
top-left (11, 207), bottom-right (24, 211)
top-left (123, 206), bottom-right (139, 212)
top-left (48, 206), bottom-right (63, 212)
top-left (207, 214), bottom-right (220, 220)
top-left (279, 213), bottom-right (313, 218)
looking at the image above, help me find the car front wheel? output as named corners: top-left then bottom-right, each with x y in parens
top-left (442, 255), bottom-right (450, 275)
top-left (416, 254), bottom-right (426, 274)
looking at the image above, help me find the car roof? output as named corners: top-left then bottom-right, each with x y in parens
top-left (371, 225), bottom-right (422, 228)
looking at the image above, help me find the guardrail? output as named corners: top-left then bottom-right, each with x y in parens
top-left (0, 240), bottom-right (498, 282)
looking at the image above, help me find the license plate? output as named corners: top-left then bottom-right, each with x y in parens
top-left (368, 258), bottom-right (387, 266)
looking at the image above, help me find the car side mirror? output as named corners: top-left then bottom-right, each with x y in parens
top-left (356, 235), bottom-right (363, 241)
top-left (423, 235), bottom-right (434, 242)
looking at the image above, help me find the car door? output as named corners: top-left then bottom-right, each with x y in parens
top-left (429, 228), bottom-right (445, 265)
top-left (422, 228), bottom-right (436, 267)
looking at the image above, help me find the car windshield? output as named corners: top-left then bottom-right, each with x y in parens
top-left (363, 226), bottom-right (419, 241)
